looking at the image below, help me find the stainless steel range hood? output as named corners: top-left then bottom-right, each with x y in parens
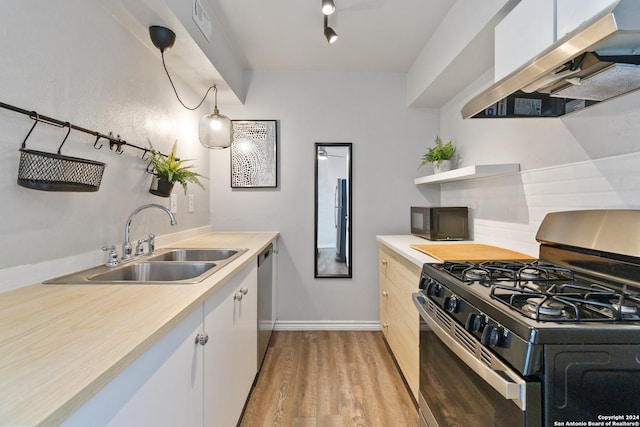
top-left (462, 0), bottom-right (640, 119)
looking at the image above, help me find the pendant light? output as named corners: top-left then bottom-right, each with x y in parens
top-left (148, 25), bottom-right (231, 149)
top-left (198, 85), bottom-right (231, 149)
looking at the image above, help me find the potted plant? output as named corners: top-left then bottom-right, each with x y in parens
top-left (148, 140), bottom-right (206, 197)
top-left (419, 136), bottom-right (456, 173)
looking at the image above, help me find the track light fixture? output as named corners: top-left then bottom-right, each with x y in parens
top-left (322, 0), bottom-right (336, 15)
top-left (148, 25), bottom-right (231, 149)
top-left (324, 15), bottom-right (338, 44)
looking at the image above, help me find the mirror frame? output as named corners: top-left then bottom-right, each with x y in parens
top-left (314, 142), bottom-right (352, 278)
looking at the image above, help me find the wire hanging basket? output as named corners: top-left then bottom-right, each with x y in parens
top-left (17, 114), bottom-right (106, 192)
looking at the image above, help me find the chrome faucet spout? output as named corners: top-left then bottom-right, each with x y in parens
top-left (122, 203), bottom-right (177, 260)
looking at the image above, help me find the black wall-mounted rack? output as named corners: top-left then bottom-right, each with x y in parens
top-left (0, 101), bottom-right (170, 159)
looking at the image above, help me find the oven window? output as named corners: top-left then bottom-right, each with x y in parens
top-left (420, 326), bottom-right (525, 426)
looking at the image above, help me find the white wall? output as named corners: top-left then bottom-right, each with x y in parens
top-left (438, 68), bottom-right (640, 255)
top-left (210, 72), bottom-right (440, 324)
top-left (0, 1), bottom-right (211, 292)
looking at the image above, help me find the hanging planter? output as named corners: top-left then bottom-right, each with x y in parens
top-left (147, 139), bottom-right (206, 198)
top-left (149, 175), bottom-right (175, 197)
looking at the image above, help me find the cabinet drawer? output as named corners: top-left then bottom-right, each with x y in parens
top-left (379, 245), bottom-right (421, 287)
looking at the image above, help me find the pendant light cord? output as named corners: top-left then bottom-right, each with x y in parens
top-left (161, 51), bottom-right (216, 111)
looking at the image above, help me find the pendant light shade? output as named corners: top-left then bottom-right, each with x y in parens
top-left (199, 84), bottom-right (231, 149)
top-left (199, 106), bottom-right (231, 149)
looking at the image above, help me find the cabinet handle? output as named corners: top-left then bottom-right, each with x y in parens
top-left (382, 323), bottom-right (389, 329)
top-left (240, 287), bottom-right (248, 295)
top-left (381, 259), bottom-right (388, 265)
top-left (234, 291), bottom-right (243, 301)
top-left (195, 333), bottom-right (209, 345)
top-left (382, 290), bottom-right (389, 297)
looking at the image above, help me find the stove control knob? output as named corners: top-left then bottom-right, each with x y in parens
top-left (465, 314), bottom-right (485, 333)
top-left (481, 325), bottom-right (504, 347)
top-left (444, 296), bottom-right (460, 313)
top-left (426, 281), bottom-right (441, 297)
top-left (419, 276), bottom-right (429, 290)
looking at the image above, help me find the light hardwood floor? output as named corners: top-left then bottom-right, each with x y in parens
top-left (239, 331), bottom-right (418, 427)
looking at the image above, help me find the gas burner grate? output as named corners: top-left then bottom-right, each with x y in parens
top-left (442, 261), bottom-right (575, 289)
top-left (491, 283), bottom-right (640, 322)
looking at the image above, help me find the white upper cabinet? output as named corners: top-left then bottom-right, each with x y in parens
top-left (494, 0), bottom-right (556, 81)
top-left (494, 0), bottom-right (620, 82)
top-left (556, 0), bottom-right (618, 39)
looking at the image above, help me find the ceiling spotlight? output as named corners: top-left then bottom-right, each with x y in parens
top-left (322, 0), bottom-right (336, 15)
top-left (324, 16), bottom-right (338, 44)
top-left (148, 25), bottom-right (231, 149)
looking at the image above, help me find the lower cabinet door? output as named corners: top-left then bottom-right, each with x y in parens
top-left (203, 262), bottom-right (258, 427)
top-left (60, 307), bottom-right (204, 427)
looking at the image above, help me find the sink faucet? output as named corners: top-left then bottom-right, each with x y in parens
top-left (122, 203), bottom-right (177, 260)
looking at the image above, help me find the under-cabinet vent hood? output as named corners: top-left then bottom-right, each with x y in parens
top-left (462, 0), bottom-right (640, 119)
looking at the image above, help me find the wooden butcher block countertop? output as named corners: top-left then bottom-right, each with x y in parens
top-left (0, 232), bottom-right (278, 427)
top-left (411, 243), bottom-right (537, 262)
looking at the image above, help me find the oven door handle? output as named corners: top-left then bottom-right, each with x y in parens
top-left (413, 294), bottom-right (528, 410)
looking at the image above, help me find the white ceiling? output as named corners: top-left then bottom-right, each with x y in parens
top-left (210, 0), bottom-right (455, 73)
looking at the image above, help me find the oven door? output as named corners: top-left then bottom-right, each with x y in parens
top-left (413, 294), bottom-right (541, 427)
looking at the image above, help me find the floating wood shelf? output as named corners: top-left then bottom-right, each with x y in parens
top-left (414, 163), bottom-right (520, 185)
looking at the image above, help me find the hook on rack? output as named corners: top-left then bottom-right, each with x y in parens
top-left (108, 132), bottom-right (125, 155)
top-left (146, 157), bottom-right (156, 174)
top-left (21, 111), bottom-right (40, 149)
top-left (56, 122), bottom-right (72, 155)
top-left (141, 148), bottom-right (150, 161)
top-left (93, 135), bottom-right (104, 150)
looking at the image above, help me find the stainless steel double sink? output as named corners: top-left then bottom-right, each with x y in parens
top-left (44, 248), bottom-right (248, 285)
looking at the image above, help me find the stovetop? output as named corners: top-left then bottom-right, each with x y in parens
top-left (421, 259), bottom-right (640, 346)
top-left (438, 260), bottom-right (640, 323)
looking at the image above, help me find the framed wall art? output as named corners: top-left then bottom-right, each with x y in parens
top-left (230, 120), bottom-right (278, 188)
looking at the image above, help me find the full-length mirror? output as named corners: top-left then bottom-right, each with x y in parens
top-left (315, 143), bottom-right (352, 278)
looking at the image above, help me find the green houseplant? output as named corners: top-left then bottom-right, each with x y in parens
top-left (148, 140), bottom-right (206, 197)
top-left (419, 136), bottom-right (456, 173)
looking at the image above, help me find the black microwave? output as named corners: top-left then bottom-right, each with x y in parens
top-left (411, 206), bottom-right (469, 240)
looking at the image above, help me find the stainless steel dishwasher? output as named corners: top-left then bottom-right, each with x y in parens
top-left (257, 243), bottom-right (274, 371)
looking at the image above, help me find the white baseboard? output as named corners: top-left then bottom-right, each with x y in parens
top-left (274, 320), bottom-right (380, 331)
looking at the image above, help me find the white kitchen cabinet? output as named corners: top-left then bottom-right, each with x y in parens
top-left (60, 262), bottom-right (258, 427)
top-left (556, 0), bottom-right (618, 39)
top-left (204, 262), bottom-right (258, 427)
top-left (494, 0), bottom-right (556, 81)
top-left (60, 307), bottom-right (204, 427)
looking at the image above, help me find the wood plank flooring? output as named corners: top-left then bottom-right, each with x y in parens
top-left (239, 331), bottom-right (418, 427)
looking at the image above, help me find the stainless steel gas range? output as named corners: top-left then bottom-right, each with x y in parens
top-left (412, 210), bottom-right (640, 427)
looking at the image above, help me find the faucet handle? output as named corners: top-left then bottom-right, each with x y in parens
top-left (148, 233), bottom-right (156, 254)
top-left (135, 239), bottom-right (148, 256)
top-left (101, 246), bottom-right (119, 267)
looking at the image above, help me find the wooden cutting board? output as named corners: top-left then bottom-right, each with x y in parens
top-left (410, 243), bottom-right (536, 262)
